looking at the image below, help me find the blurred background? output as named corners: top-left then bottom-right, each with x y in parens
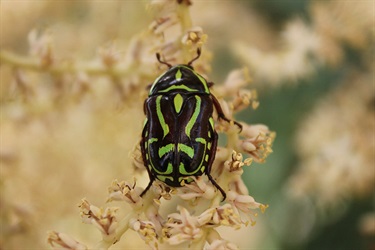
top-left (0, 1), bottom-right (374, 249)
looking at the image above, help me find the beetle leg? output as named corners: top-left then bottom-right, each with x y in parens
top-left (207, 81), bottom-right (214, 88)
top-left (145, 83), bottom-right (152, 90)
top-left (211, 94), bottom-right (243, 131)
top-left (140, 178), bottom-right (154, 197)
top-left (206, 128), bottom-right (226, 201)
top-left (207, 173), bottom-right (226, 201)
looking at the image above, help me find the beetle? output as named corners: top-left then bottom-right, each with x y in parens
top-left (140, 49), bottom-right (241, 200)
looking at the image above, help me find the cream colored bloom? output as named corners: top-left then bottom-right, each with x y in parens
top-left (205, 239), bottom-right (239, 250)
top-left (176, 176), bottom-right (216, 200)
top-left (165, 206), bottom-right (203, 245)
top-left (130, 219), bottom-right (159, 250)
top-left (107, 180), bottom-right (144, 209)
top-left (233, 1), bottom-right (373, 85)
top-left (79, 199), bottom-right (118, 238)
top-left (288, 72), bottom-right (375, 207)
top-left (239, 124), bottom-right (275, 163)
top-left (0, 1), bottom-right (274, 249)
top-left (47, 231), bottom-right (87, 250)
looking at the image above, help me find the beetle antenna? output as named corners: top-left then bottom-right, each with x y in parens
top-left (156, 52), bottom-right (172, 68)
top-left (187, 48), bottom-right (201, 67)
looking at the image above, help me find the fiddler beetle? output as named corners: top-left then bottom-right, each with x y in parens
top-left (140, 48), bottom-right (242, 200)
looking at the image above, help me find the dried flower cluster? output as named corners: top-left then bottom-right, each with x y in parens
top-left (0, 1), bottom-right (274, 249)
top-left (288, 71), bottom-right (375, 208)
top-left (2, 0), bottom-right (372, 249)
top-left (50, 148), bottom-right (271, 249)
top-left (233, 1), bottom-right (374, 85)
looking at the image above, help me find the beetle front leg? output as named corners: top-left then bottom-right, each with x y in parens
top-left (140, 177), bottom-right (154, 197)
top-left (211, 94), bottom-right (242, 131)
top-left (139, 142), bottom-right (155, 197)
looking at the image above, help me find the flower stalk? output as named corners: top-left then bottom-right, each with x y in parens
top-left (0, 1), bottom-right (274, 249)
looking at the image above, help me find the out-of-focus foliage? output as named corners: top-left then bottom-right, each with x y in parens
top-left (0, 1), bottom-right (374, 249)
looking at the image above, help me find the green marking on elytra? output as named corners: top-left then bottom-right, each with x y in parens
top-left (175, 69), bottom-right (182, 80)
top-left (143, 118), bottom-right (148, 128)
top-left (146, 138), bottom-right (158, 149)
top-left (185, 95), bottom-right (201, 138)
top-left (148, 138), bottom-right (158, 144)
top-left (156, 95), bottom-right (170, 138)
top-left (195, 137), bottom-right (207, 174)
top-left (157, 175), bottom-right (174, 182)
top-left (207, 142), bottom-right (211, 150)
top-left (152, 162), bottom-right (173, 175)
top-left (178, 143), bottom-right (194, 158)
top-left (147, 137), bottom-right (173, 175)
top-left (178, 160), bottom-right (201, 175)
top-left (205, 154), bottom-right (209, 162)
top-left (195, 137), bottom-right (206, 144)
top-left (201, 166), bottom-right (205, 173)
top-left (173, 94), bottom-right (184, 114)
top-left (179, 162), bottom-right (188, 175)
top-left (158, 143), bottom-right (174, 158)
top-left (209, 117), bottom-right (215, 130)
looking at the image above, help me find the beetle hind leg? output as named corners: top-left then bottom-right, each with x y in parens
top-left (206, 173), bottom-right (226, 201)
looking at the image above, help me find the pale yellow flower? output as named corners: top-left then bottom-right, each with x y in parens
top-left (1, 1), bottom-right (274, 249)
top-left (288, 72), bottom-right (375, 207)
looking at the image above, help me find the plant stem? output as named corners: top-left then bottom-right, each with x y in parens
top-left (0, 50), bottom-right (152, 78)
top-left (94, 211), bottom-right (136, 250)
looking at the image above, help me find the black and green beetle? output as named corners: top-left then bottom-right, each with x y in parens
top-left (140, 49), bottom-right (241, 200)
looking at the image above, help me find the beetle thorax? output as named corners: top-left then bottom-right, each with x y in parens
top-left (149, 65), bottom-right (210, 96)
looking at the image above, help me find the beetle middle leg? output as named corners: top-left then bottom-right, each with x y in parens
top-left (211, 94), bottom-right (242, 131)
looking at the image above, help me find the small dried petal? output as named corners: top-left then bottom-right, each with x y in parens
top-left (164, 206), bottom-right (203, 245)
top-left (176, 176), bottom-right (216, 200)
top-left (130, 219), bottom-right (159, 249)
top-left (98, 43), bottom-right (121, 67)
top-left (227, 191), bottom-right (266, 226)
top-left (107, 179), bottom-right (144, 209)
top-left (78, 199), bottom-right (118, 237)
top-left (225, 151), bottom-right (249, 173)
top-left (181, 27), bottom-right (208, 50)
top-left (221, 67), bottom-right (252, 97)
top-left (47, 231), bottom-right (87, 250)
top-left (198, 204), bottom-right (242, 229)
top-left (28, 29), bottom-right (54, 67)
top-left (238, 125), bottom-right (276, 163)
top-left (206, 239), bottom-right (239, 250)
top-left (151, 181), bottom-right (173, 200)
